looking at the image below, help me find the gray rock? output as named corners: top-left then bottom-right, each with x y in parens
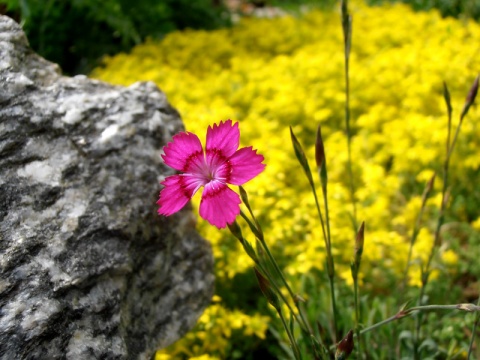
top-left (0, 15), bottom-right (214, 360)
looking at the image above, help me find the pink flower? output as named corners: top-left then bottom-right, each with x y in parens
top-left (157, 120), bottom-right (265, 228)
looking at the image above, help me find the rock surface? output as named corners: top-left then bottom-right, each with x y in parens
top-left (0, 15), bottom-right (214, 360)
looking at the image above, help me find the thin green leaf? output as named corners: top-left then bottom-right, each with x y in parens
top-left (254, 267), bottom-right (281, 311)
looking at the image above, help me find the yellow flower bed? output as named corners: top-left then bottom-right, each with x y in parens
top-left (92, 0), bottom-right (480, 357)
top-left (155, 296), bottom-right (269, 359)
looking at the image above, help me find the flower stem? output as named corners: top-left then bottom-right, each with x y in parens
top-left (401, 175), bottom-right (435, 299)
top-left (467, 295), bottom-right (480, 359)
top-left (238, 208), bottom-right (321, 353)
top-left (359, 303), bottom-right (480, 336)
top-left (350, 275), bottom-right (361, 359)
top-left (341, 0), bottom-right (357, 231)
top-left (413, 79), bottom-right (476, 358)
top-left (290, 128), bottom-right (337, 340)
top-left (312, 185), bottom-right (338, 340)
top-left (279, 309), bottom-right (303, 360)
top-left (351, 222), bottom-right (365, 359)
top-left (235, 212), bottom-right (304, 327)
top-left (315, 125), bottom-right (339, 343)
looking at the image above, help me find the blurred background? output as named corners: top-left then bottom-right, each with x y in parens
top-left (1, 0), bottom-right (479, 75)
top-left (2, 1), bottom-right (480, 359)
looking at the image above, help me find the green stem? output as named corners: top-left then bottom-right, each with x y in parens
top-left (359, 303), bottom-right (480, 337)
top-left (290, 128), bottom-right (337, 341)
top-left (279, 310), bottom-right (303, 360)
top-left (238, 211), bottom-right (305, 327)
top-left (353, 273), bottom-right (361, 358)
top-left (327, 270), bottom-right (338, 341)
top-left (467, 295), bottom-right (480, 359)
top-left (239, 209), bottom-right (319, 344)
top-left (311, 186), bottom-right (338, 339)
top-left (414, 93), bottom-right (467, 358)
top-left (344, 57), bottom-right (357, 231)
top-left (240, 210), bottom-right (296, 299)
top-left (311, 185), bottom-right (329, 249)
top-left (319, 181), bottom-right (338, 340)
top-left (321, 184), bottom-right (332, 255)
top-left (401, 176), bottom-right (434, 299)
top-left (341, 0), bottom-right (357, 231)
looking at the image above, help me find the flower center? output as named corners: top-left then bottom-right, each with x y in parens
top-left (202, 149), bottom-right (229, 184)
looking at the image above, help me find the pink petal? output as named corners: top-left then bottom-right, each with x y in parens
top-left (205, 120), bottom-right (239, 159)
top-left (199, 181), bottom-right (241, 228)
top-left (162, 131), bottom-right (204, 172)
top-left (157, 175), bottom-right (203, 216)
top-left (228, 147), bottom-right (265, 185)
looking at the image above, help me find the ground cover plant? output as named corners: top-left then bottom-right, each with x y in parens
top-left (1, 0), bottom-right (479, 75)
top-left (92, 0), bottom-right (480, 358)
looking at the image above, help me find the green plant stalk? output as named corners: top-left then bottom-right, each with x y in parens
top-left (413, 76), bottom-right (478, 358)
top-left (352, 272), bottom-right (360, 358)
top-left (278, 309), bottom-right (303, 360)
top-left (311, 180), bottom-right (330, 253)
top-left (256, 264), bottom-right (302, 360)
top-left (443, 82), bottom-right (453, 158)
top-left (290, 128), bottom-right (338, 340)
top-left (413, 144), bottom-right (449, 359)
top-left (401, 175), bottom-right (435, 298)
top-left (467, 295), bottom-right (480, 359)
top-left (239, 186), bottom-right (264, 240)
top-left (343, 44), bottom-right (357, 231)
top-left (316, 128), bottom-right (339, 344)
top-left (299, 302), bottom-right (329, 357)
top-left (313, 185), bottom-right (338, 340)
top-left (309, 334), bottom-right (328, 360)
top-left (237, 211), bottom-right (305, 327)
top-left (239, 208), bottom-right (263, 240)
top-left (239, 207), bottom-right (321, 351)
top-left (231, 215), bottom-right (313, 358)
top-left (256, 222), bottom-right (315, 335)
top-left (320, 169), bottom-right (332, 259)
top-left (413, 82), bottom-right (454, 358)
top-left (351, 222), bottom-right (365, 359)
top-left (341, 0), bottom-right (357, 231)
top-left (413, 116), bottom-right (459, 359)
top-left (328, 302), bottom-right (480, 353)
top-left (359, 303), bottom-right (480, 336)
top-left (256, 261), bottom-right (300, 323)
top-left (319, 181), bottom-right (339, 341)
top-left (290, 128), bottom-right (329, 249)
top-left (321, 180), bottom-right (333, 280)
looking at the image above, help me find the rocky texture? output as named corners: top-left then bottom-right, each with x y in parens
top-left (0, 15), bottom-right (214, 360)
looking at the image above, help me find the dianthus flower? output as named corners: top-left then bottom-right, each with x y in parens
top-left (157, 120), bottom-right (265, 228)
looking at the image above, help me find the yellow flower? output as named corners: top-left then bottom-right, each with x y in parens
top-left (92, 1), bottom-right (478, 356)
top-left (441, 249), bottom-right (459, 266)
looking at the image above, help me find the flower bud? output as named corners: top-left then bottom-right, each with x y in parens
top-left (460, 75), bottom-right (479, 121)
top-left (254, 267), bottom-right (281, 311)
top-left (335, 330), bottom-right (354, 360)
top-left (315, 124), bottom-right (326, 170)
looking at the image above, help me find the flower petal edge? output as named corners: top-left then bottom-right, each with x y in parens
top-left (228, 146), bottom-right (266, 185)
top-left (199, 181), bottom-right (241, 228)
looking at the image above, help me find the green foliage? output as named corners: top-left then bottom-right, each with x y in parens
top-left (0, 0), bottom-right (231, 74)
top-left (263, 0), bottom-right (480, 20)
top-left (376, 0), bottom-right (480, 20)
top-left (267, 0), bottom-right (338, 11)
